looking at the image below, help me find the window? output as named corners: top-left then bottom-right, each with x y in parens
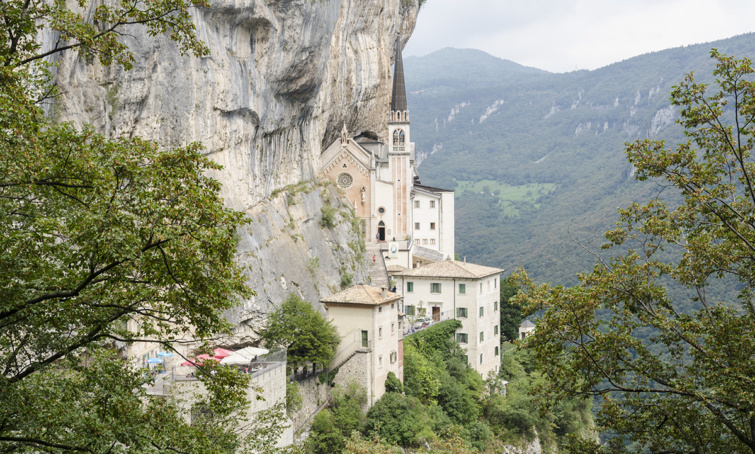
top-left (378, 356), bottom-right (383, 367)
top-left (391, 323), bottom-right (395, 334)
top-left (495, 346), bottom-right (499, 356)
top-left (390, 351), bottom-right (397, 363)
top-left (457, 333), bottom-right (468, 343)
top-left (379, 327), bottom-right (383, 338)
top-left (391, 303), bottom-right (394, 309)
top-left (378, 207), bottom-right (386, 215)
top-left (430, 239), bottom-right (436, 245)
top-left (430, 200), bottom-right (436, 208)
top-left (423, 239), bottom-right (428, 244)
top-left (393, 129), bottom-right (405, 145)
top-left (479, 307), bottom-right (484, 317)
top-left (459, 283), bottom-right (466, 294)
top-left (415, 222), bottom-right (420, 230)
top-left (480, 353), bottom-right (483, 365)
top-left (406, 305), bottom-right (415, 315)
top-left (480, 331), bottom-right (484, 342)
top-left (407, 282), bottom-right (414, 292)
top-left (457, 308), bottom-right (468, 318)
top-left (414, 200), bottom-right (420, 208)
top-left (378, 306), bottom-right (382, 313)
top-left (431, 283), bottom-right (441, 293)
top-left (494, 279), bottom-right (497, 289)
top-left (494, 301), bottom-right (498, 311)
top-left (360, 220), bottom-right (366, 235)
top-left (361, 331), bottom-right (368, 348)
top-left (480, 282), bottom-right (483, 293)
top-left (430, 222), bottom-right (436, 230)
top-left (494, 325), bottom-right (499, 335)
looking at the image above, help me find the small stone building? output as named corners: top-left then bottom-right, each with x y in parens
top-left (321, 285), bottom-right (404, 405)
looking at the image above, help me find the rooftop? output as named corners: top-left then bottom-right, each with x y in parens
top-left (387, 264), bottom-right (410, 274)
top-left (520, 319), bottom-right (536, 329)
top-left (395, 260), bottom-right (504, 279)
top-left (321, 284), bottom-right (402, 306)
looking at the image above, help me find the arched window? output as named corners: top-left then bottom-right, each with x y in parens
top-left (393, 129), bottom-right (405, 148)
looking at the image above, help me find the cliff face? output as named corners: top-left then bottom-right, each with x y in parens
top-left (50, 0), bottom-right (419, 337)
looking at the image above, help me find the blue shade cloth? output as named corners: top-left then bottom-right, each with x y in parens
top-left (146, 357), bottom-right (164, 364)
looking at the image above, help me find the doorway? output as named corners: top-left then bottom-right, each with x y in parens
top-left (377, 221), bottom-right (386, 242)
top-left (432, 306), bottom-right (440, 322)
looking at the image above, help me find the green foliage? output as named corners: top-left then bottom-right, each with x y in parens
top-left (307, 410), bottom-right (345, 454)
top-left (404, 319), bottom-right (462, 353)
top-left (331, 381), bottom-right (368, 438)
top-left (499, 276), bottom-right (523, 342)
top-left (340, 271), bottom-right (354, 289)
top-left (0, 0), bottom-right (269, 451)
top-left (513, 52), bottom-right (755, 453)
top-left (308, 381), bottom-right (367, 454)
top-left (286, 381), bottom-right (302, 416)
top-left (384, 371), bottom-right (403, 394)
top-left (402, 344), bottom-right (441, 404)
top-left (321, 203), bottom-right (337, 229)
top-left (261, 294), bottom-right (340, 371)
top-left (363, 393), bottom-right (432, 447)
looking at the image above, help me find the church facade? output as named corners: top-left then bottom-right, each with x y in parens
top-left (319, 43), bottom-right (454, 265)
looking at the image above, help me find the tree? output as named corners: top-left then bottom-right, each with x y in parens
top-left (0, 1), bottom-right (270, 452)
top-left (261, 294), bottom-right (340, 372)
top-left (513, 51), bottom-right (755, 453)
top-left (499, 276), bottom-right (522, 342)
top-left (385, 371), bottom-right (404, 394)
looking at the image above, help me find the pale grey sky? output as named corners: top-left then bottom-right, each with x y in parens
top-left (404, 0), bottom-right (755, 73)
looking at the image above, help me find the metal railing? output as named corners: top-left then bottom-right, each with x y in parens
top-left (330, 330), bottom-right (372, 371)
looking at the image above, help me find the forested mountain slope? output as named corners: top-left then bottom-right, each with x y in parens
top-left (406, 34), bottom-right (755, 285)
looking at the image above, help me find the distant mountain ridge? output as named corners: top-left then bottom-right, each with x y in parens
top-left (405, 33), bottom-right (755, 285)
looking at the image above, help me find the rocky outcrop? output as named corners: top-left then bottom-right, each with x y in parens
top-left (48, 0), bottom-right (420, 325)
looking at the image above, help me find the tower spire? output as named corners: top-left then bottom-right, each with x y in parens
top-left (390, 38), bottom-right (408, 115)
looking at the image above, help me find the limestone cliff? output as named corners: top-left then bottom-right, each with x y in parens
top-left (49, 0), bottom-right (419, 337)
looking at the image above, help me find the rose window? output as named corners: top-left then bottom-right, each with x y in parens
top-left (337, 172), bottom-right (353, 189)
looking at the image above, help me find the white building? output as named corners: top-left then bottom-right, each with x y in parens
top-left (519, 319), bottom-right (536, 340)
top-left (393, 260), bottom-right (503, 378)
top-left (321, 285), bottom-right (404, 405)
top-left (319, 41), bottom-right (454, 265)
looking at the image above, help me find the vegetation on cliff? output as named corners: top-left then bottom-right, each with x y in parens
top-left (306, 320), bottom-right (593, 453)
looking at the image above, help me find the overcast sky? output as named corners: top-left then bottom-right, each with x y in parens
top-left (403, 0), bottom-right (755, 73)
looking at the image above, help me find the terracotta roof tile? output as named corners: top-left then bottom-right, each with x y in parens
top-left (321, 284), bottom-right (401, 306)
top-left (394, 260), bottom-right (503, 279)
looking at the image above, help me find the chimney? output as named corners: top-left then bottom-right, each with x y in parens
top-left (381, 286), bottom-right (387, 298)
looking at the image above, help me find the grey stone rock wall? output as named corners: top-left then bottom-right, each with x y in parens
top-left (45, 0), bottom-right (420, 327)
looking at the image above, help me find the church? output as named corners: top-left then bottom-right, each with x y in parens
top-left (319, 43), bottom-right (454, 268)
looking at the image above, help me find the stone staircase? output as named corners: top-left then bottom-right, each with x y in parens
top-left (365, 242), bottom-right (389, 289)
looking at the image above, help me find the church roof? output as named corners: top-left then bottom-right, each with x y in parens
top-left (411, 245), bottom-right (448, 262)
top-left (321, 284), bottom-right (401, 306)
top-left (390, 39), bottom-right (408, 113)
top-left (395, 260), bottom-right (503, 279)
top-left (415, 183), bottom-right (454, 194)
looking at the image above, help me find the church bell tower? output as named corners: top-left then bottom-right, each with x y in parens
top-left (387, 38), bottom-right (413, 240)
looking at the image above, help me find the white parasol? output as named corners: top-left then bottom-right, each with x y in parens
top-left (219, 347), bottom-right (269, 366)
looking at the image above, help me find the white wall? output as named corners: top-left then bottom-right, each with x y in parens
top-left (399, 274), bottom-right (501, 378)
